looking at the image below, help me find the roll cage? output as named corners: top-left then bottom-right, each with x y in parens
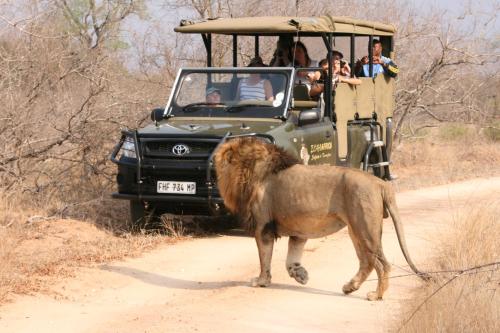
top-left (175, 16), bottom-right (396, 122)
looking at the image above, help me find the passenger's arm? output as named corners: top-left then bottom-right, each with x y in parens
top-left (264, 80), bottom-right (274, 101)
top-left (338, 76), bottom-right (362, 85)
top-left (309, 82), bottom-right (324, 97)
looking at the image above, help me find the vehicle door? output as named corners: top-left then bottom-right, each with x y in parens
top-left (291, 110), bottom-right (336, 166)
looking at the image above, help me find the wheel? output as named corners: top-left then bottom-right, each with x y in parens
top-left (129, 200), bottom-right (157, 228)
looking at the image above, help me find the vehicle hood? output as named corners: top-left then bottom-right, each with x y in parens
top-left (138, 118), bottom-right (284, 137)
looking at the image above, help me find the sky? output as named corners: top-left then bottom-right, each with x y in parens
top-left (118, 0), bottom-right (498, 65)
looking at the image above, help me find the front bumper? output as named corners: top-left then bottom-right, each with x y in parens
top-left (110, 130), bottom-right (273, 215)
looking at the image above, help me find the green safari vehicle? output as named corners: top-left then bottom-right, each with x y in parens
top-left (110, 16), bottom-right (397, 223)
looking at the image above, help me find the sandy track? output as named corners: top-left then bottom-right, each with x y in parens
top-left (1, 178), bottom-right (499, 333)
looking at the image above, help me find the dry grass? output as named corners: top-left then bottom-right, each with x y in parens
top-left (392, 125), bottom-right (500, 191)
top-left (395, 202), bottom-right (500, 332)
top-left (0, 193), bottom-right (169, 304)
top-left (0, 193), bottom-right (235, 305)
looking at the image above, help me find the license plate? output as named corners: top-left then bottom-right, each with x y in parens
top-left (157, 181), bottom-right (196, 194)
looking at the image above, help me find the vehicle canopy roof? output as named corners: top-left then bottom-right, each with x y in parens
top-left (175, 15), bottom-right (396, 36)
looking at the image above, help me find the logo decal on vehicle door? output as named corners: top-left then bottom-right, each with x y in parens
top-left (300, 143), bottom-right (310, 165)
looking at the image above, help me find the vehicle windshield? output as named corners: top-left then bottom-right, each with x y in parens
top-left (168, 69), bottom-right (291, 118)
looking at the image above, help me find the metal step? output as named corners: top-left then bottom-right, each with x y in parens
top-left (371, 140), bottom-right (384, 147)
top-left (368, 161), bottom-right (391, 167)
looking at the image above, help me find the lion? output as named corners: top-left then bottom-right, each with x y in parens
top-left (214, 137), bottom-right (429, 301)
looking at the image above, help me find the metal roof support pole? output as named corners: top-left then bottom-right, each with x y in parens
top-left (368, 35), bottom-right (373, 77)
top-left (321, 33), bottom-right (333, 120)
top-left (390, 36), bottom-right (394, 59)
top-left (232, 34), bottom-right (237, 67)
top-left (202, 33), bottom-right (212, 67)
top-left (254, 35), bottom-right (259, 58)
top-left (350, 33), bottom-right (355, 72)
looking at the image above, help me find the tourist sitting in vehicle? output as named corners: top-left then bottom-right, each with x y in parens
top-left (331, 50), bottom-right (351, 77)
top-left (293, 41), bottom-right (318, 85)
top-left (269, 35), bottom-right (294, 67)
top-left (355, 39), bottom-right (398, 78)
top-left (205, 87), bottom-right (222, 104)
top-left (308, 57), bottom-right (362, 98)
top-left (236, 57), bottom-right (274, 101)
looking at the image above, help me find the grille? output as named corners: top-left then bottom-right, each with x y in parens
top-left (142, 140), bottom-right (219, 160)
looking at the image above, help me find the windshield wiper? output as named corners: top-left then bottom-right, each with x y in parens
top-left (225, 104), bottom-right (271, 113)
top-left (182, 102), bottom-right (226, 112)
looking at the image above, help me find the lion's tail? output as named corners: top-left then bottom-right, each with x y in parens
top-left (383, 184), bottom-right (431, 281)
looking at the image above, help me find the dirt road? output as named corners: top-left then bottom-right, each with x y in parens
top-left (1, 178), bottom-right (499, 333)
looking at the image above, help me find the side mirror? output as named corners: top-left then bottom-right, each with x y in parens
top-left (298, 109), bottom-right (320, 126)
top-left (150, 108), bottom-right (165, 122)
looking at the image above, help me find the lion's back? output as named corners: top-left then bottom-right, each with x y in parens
top-left (268, 164), bottom-right (387, 208)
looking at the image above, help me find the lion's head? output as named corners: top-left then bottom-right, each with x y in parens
top-left (214, 137), bottom-right (299, 229)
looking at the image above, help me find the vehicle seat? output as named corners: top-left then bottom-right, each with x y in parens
top-left (270, 75), bottom-right (285, 96)
top-left (229, 76), bottom-right (240, 100)
top-left (293, 84), bottom-right (310, 101)
top-left (293, 84), bottom-right (318, 110)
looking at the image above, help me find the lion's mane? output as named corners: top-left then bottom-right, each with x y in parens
top-left (214, 137), bottom-right (300, 232)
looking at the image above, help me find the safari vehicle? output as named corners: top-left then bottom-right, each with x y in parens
top-left (110, 16), bottom-right (397, 222)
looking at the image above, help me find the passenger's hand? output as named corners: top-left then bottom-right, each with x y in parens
top-left (306, 72), bottom-right (315, 83)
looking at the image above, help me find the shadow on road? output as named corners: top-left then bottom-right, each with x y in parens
top-left (100, 264), bottom-right (360, 299)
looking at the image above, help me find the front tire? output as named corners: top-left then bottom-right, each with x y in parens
top-left (129, 200), bottom-right (157, 228)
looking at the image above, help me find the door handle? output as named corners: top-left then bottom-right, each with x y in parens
top-left (325, 131), bottom-right (331, 138)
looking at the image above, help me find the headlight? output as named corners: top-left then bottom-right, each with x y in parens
top-left (121, 136), bottom-right (137, 158)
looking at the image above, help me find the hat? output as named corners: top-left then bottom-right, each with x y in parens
top-left (385, 60), bottom-right (399, 78)
top-left (205, 87), bottom-right (221, 96)
top-left (247, 56), bottom-right (267, 67)
top-left (326, 50), bottom-right (344, 60)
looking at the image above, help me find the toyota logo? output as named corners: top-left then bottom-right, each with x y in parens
top-left (172, 144), bottom-right (191, 156)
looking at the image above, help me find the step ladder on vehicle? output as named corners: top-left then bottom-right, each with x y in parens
top-left (361, 120), bottom-right (393, 181)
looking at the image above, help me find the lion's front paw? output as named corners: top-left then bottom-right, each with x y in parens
top-left (251, 276), bottom-right (271, 287)
top-left (287, 263), bottom-right (309, 285)
top-left (366, 291), bottom-right (382, 301)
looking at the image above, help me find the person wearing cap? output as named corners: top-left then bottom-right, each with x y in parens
top-left (308, 55), bottom-right (361, 98)
top-left (236, 57), bottom-right (274, 101)
top-left (331, 50), bottom-right (352, 77)
top-left (307, 50), bottom-right (351, 82)
top-left (206, 86), bottom-right (222, 104)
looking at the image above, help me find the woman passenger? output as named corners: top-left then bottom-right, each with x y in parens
top-left (236, 57), bottom-right (274, 101)
top-left (293, 41), bottom-right (318, 85)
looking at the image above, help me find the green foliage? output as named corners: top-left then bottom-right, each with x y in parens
top-left (483, 122), bottom-right (500, 142)
top-left (438, 123), bottom-right (471, 141)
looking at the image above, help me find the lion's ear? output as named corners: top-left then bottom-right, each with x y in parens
top-left (222, 148), bottom-right (234, 164)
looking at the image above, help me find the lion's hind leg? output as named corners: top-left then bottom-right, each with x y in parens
top-left (367, 250), bottom-right (391, 301)
top-left (342, 227), bottom-right (375, 296)
top-left (286, 236), bottom-right (309, 285)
